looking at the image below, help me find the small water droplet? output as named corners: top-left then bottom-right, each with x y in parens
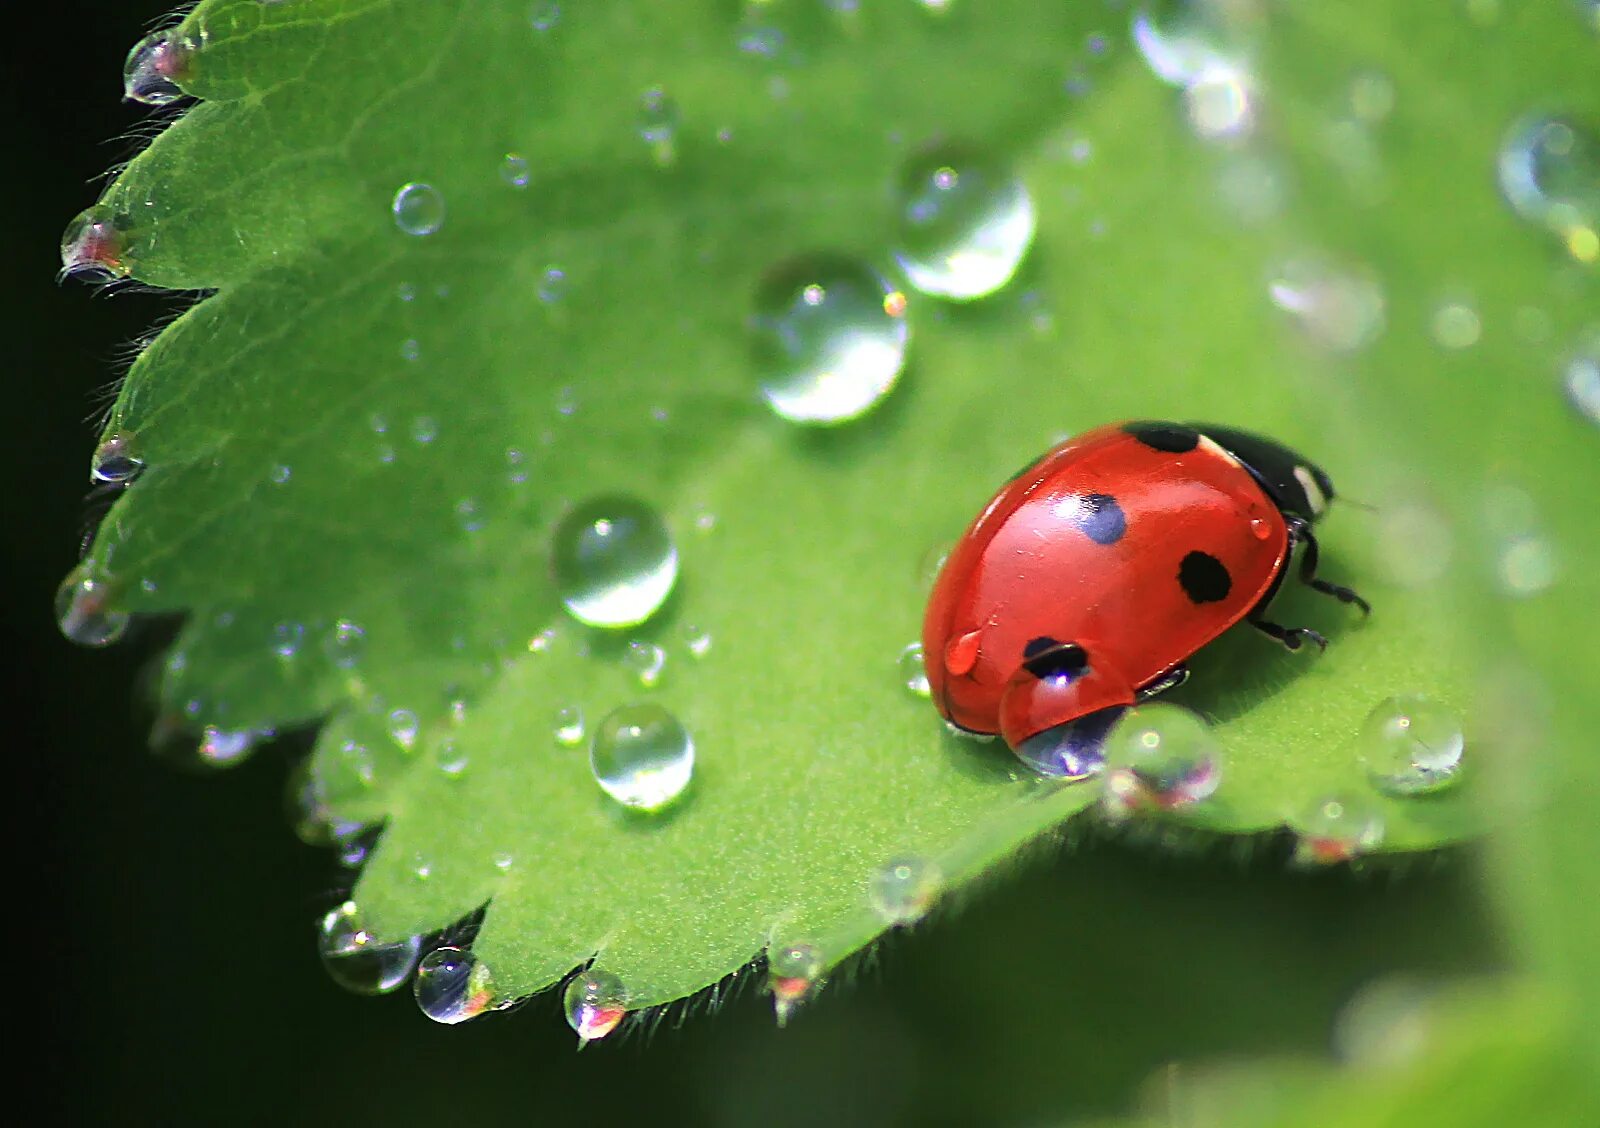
top-left (868, 856), bottom-right (942, 925)
top-left (893, 145), bottom-right (1036, 301)
top-left (324, 618), bottom-right (367, 668)
top-left (388, 709), bottom-right (419, 750)
top-left (392, 182), bottom-right (446, 236)
top-left (590, 703), bottom-right (694, 811)
top-left (552, 496), bottom-right (678, 629)
top-left (750, 255), bottom-right (909, 425)
top-left (898, 644), bottom-right (931, 698)
top-left (455, 498), bottom-right (485, 533)
top-left (1360, 694), bottom-right (1465, 796)
top-left (767, 939), bottom-right (824, 1026)
top-left (91, 432), bottom-right (145, 484)
top-left (197, 725), bottom-right (262, 768)
top-left (272, 620), bottom-right (305, 660)
top-left (55, 566), bottom-right (129, 647)
top-left (399, 337), bottom-right (421, 362)
top-left (1562, 337), bottom-right (1600, 425)
top-left (1268, 258), bottom-right (1386, 352)
top-left (270, 463), bottom-right (292, 484)
top-left (564, 968), bottom-right (628, 1043)
top-left (1102, 705), bottom-right (1222, 816)
top-left (528, 0), bottom-right (561, 31)
top-left (554, 705), bottom-right (586, 746)
top-left (436, 737), bottom-right (469, 778)
top-left (680, 623), bottom-right (713, 658)
top-left (123, 30), bottom-right (193, 105)
top-left (411, 416), bottom-right (439, 444)
top-left (637, 86), bottom-right (679, 166)
top-left (500, 152), bottom-right (531, 187)
top-left (1498, 114), bottom-right (1599, 260)
top-left (624, 640), bottom-right (667, 688)
top-left (1430, 301), bottom-right (1481, 349)
top-left (1291, 794), bottom-right (1385, 865)
top-left (319, 901), bottom-right (422, 995)
top-left (538, 265), bottom-right (568, 303)
top-left (414, 947), bottom-right (496, 1023)
top-left (411, 853), bottom-right (433, 881)
top-left (59, 208), bottom-right (133, 283)
top-left (493, 851), bottom-right (515, 871)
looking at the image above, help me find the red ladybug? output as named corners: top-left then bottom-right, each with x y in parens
top-left (922, 421), bottom-right (1368, 778)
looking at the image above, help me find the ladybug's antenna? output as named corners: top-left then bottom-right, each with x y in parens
top-left (1338, 496), bottom-right (1378, 513)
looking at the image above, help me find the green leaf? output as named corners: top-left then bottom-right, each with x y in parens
top-left (66, 0), bottom-right (1532, 1024)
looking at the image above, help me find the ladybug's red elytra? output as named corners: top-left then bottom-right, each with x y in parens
top-left (922, 421), bottom-right (1369, 778)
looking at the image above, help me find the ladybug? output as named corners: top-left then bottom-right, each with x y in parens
top-left (922, 421), bottom-right (1369, 778)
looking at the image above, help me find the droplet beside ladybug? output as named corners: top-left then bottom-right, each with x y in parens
top-left (922, 421), bottom-right (1369, 777)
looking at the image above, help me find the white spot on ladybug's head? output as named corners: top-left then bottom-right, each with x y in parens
top-left (1198, 434), bottom-right (1240, 466)
top-left (1295, 465), bottom-right (1329, 516)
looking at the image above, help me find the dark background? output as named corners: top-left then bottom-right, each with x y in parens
top-left (10, 4), bottom-right (1507, 1125)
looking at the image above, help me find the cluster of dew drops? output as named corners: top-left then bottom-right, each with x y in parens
top-left (53, 0), bottom-right (1595, 1037)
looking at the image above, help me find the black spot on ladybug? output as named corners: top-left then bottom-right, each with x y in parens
top-left (1066, 492), bottom-right (1126, 545)
top-left (1022, 637), bottom-right (1090, 680)
top-left (1123, 421), bottom-right (1200, 453)
top-left (1178, 550), bottom-right (1232, 604)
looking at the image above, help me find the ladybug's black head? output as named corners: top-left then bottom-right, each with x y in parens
top-left (1190, 423), bottom-right (1336, 523)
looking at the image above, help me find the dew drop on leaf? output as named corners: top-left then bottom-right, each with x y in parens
top-left (551, 496), bottom-right (678, 629)
top-left (318, 901), bottom-right (422, 996)
top-left (391, 182), bottom-right (446, 236)
top-left (1360, 694), bottom-right (1465, 797)
top-left (898, 643), bottom-right (931, 698)
top-left (414, 947), bottom-right (496, 1024)
top-left (323, 618), bottom-right (367, 668)
top-left (590, 703), bottom-right (694, 811)
top-left (767, 939), bottom-right (824, 1027)
top-left (123, 30), bottom-right (192, 106)
top-left (679, 622), bottom-right (713, 658)
top-left (553, 704), bottom-right (585, 747)
top-left (867, 856), bottom-right (942, 925)
top-left (196, 725), bottom-right (263, 769)
top-left (1102, 704), bottom-right (1223, 817)
top-left (892, 144), bottom-right (1036, 301)
top-left (564, 968), bottom-right (628, 1043)
top-left (637, 85), bottom-right (679, 166)
top-left (59, 208), bottom-right (133, 283)
top-left (500, 152), bottom-right (530, 187)
top-left (1496, 113), bottom-right (1599, 260)
top-left (90, 432), bottom-right (145, 484)
top-left (1014, 709), bottom-right (1123, 780)
top-left (624, 640), bottom-right (666, 688)
top-left (387, 709), bottom-right (419, 750)
top-left (435, 737), bottom-right (469, 778)
top-left (528, 0), bottom-right (560, 34)
top-left (1291, 794), bottom-right (1385, 865)
top-left (750, 256), bottom-right (908, 425)
top-left (1185, 60), bottom-right (1258, 143)
top-left (1130, 0), bottom-right (1230, 87)
top-left (55, 565), bottom-right (129, 648)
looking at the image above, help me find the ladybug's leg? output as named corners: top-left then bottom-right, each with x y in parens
top-left (1136, 665), bottom-right (1190, 701)
top-left (1287, 517), bottom-right (1372, 616)
top-left (1249, 618), bottom-right (1329, 652)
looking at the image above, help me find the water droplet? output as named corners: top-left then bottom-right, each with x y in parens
top-left (637, 86), bottom-right (678, 166)
top-left (1185, 60), bottom-right (1257, 142)
top-left (324, 618), bottom-right (367, 668)
top-left (893, 145), bottom-right (1036, 301)
top-left (1102, 705), bottom-right (1222, 816)
top-left (388, 709), bottom-right (419, 750)
top-left (564, 968), bottom-right (628, 1043)
top-left (411, 853), bottom-right (433, 881)
top-left (392, 182), bottom-right (446, 236)
top-left (59, 208), bottom-right (132, 283)
top-left (554, 705), bottom-right (586, 746)
top-left (898, 644), bottom-right (931, 698)
top-left (868, 856), bottom-right (942, 925)
top-left (436, 737), bottom-right (469, 778)
top-left (1360, 694), bottom-right (1465, 796)
top-left (55, 566), bottom-right (129, 647)
top-left (414, 947), bottom-right (496, 1023)
top-left (1430, 301), bottom-right (1481, 349)
top-left (1562, 337), bottom-right (1600, 425)
top-left (590, 703), bottom-right (694, 811)
top-left (270, 463), bottom-right (292, 484)
top-left (455, 498), bottom-right (484, 533)
top-left (538, 266), bottom-right (568, 303)
top-left (1014, 709), bottom-right (1123, 780)
top-left (500, 152), bottom-right (530, 187)
top-left (91, 432), bottom-right (145, 484)
top-left (1291, 794), bottom-right (1385, 865)
top-left (1131, 0), bottom-right (1230, 87)
top-left (750, 255), bottom-right (908, 425)
top-left (680, 623), bottom-right (713, 658)
top-left (767, 939), bottom-right (824, 1026)
top-left (399, 337), bottom-right (421, 362)
top-left (123, 30), bottom-right (193, 105)
top-left (1483, 484), bottom-right (1558, 597)
top-left (551, 496), bottom-right (678, 629)
top-left (1268, 258), bottom-right (1386, 352)
top-left (1497, 114), bottom-right (1599, 259)
top-left (411, 416), bottom-right (439, 444)
top-left (529, 0), bottom-right (561, 31)
top-left (197, 725), bottom-right (262, 768)
top-left (624, 640), bottom-right (666, 687)
top-left (319, 902), bottom-right (421, 995)
top-left (493, 851), bottom-right (515, 871)
top-left (272, 620), bottom-right (305, 660)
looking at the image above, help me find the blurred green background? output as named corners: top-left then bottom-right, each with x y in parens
top-left (9, 2), bottom-right (1534, 1124)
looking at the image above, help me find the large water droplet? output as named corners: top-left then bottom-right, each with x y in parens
top-left (868, 856), bottom-right (942, 925)
top-left (123, 30), bottom-right (193, 105)
top-left (1014, 709), bottom-right (1123, 779)
top-left (55, 566), bottom-right (129, 648)
top-left (893, 145), bottom-right (1036, 301)
top-left (551, 496), bottom-right (678, 629)
top-left (319, 901), bottom-right (422, 995)
top-left (564, 968), bottom-right (628, 1044)
top-left (1497, 114), bottom-right (1599, 260)
top-left (91, 432), bottom-right (145, 484)
top-left (637, 86), bottom-right (679, 165)
top-left (1185, 60), bottom-right (1257, 142)
top-left (750, 256), bottom-right (908, 425)
top-left (1131, 0), bottom-right (1230, 87)
top-left (767, 939), bottom-right (824, 1027)
top-left (414, 947), bottom-right (497, 1023)
top-left (590, 703), bottom-right (694, 811)
top-left (1291, 794), bottom-right (1385, 865)
top-left (197, 725), bottom-right (264, 769)
top-left (59, 208), bottom-right (133, 283)
top-left (1360, 694), bottom-right (1465, 797)
top-left (392, 182), bottom-right (446, 236)
top-left (1102, 704), bottom-right (1222, 817)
